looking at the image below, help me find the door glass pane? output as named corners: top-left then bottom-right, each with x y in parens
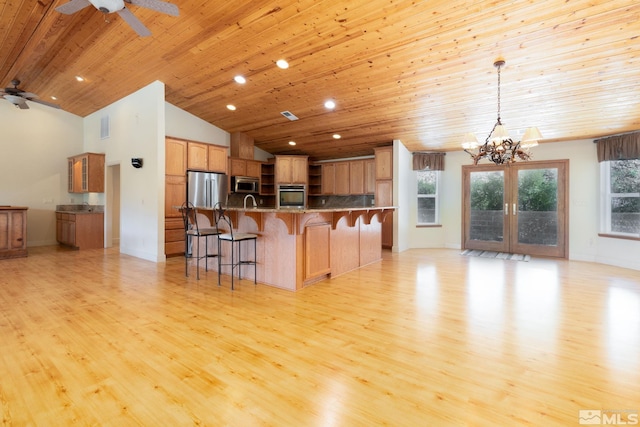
top-left (517, 168), bottom-right (558, 245)
top-left (470, 171), bottom-right (504, 242)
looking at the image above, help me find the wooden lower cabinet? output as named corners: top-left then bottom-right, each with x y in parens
top-left (0, 208), bottom-right (28, 259)
top-left (56, 212), bottom-right (104, 249)
top-left (165, 218), bottom-right (185, 256)
top-left (304, 223), bottom-right (331, 282)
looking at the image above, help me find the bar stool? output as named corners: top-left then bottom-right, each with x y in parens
top-left (181, 202), bottom-right (220, 280)
top-left (214, 203), bottom-right (258, 290)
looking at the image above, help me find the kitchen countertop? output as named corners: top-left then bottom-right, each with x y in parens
top-left (56, 204), bottom-right (104, 214)
top-left (0, 206), bottom-right (28, 210)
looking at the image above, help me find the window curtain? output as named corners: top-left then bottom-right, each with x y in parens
top-left (412, 152), bottom-right (445, 171)
top-left (595, 132), bottom-right (640, 162)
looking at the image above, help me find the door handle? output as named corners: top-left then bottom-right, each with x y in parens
top-left (513, 203), bottom-right (517, 215)
top-left (504, 203), bottom-right (509, 215)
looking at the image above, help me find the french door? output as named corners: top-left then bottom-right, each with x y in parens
top-left (462, 160), bottom-right (568, 258)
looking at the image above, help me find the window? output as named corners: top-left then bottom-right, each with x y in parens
top-left (600, 159), bottom-right (640, 237)
top-left (417, 170), bottom-right (439, 225)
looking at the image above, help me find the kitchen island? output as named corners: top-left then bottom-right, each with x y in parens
top-left (193, 206), bottom-right (394, 291)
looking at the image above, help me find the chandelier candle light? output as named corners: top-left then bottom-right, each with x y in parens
top-left (462, 58), bottom-right (542, 165)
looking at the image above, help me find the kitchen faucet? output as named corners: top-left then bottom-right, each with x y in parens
top-left (243, 194), bottom-right (257, 209)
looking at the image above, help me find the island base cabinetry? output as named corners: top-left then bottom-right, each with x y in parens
top-left (191, 208), bottom-right (390, 291)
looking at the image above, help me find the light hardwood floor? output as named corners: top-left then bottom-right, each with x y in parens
top-left (1, 246), bottom-right (639, 426)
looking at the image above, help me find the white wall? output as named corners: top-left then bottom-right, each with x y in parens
top-left (404, 139), bottom-right (640, 271)
top-left (393, 139), bottom-right (412, 252)
top-left (84, 81), bottom-right (166, 262)
top-left (165, 102), bottom-right (230, 148)
top-left (0, 100), bottom-right (83, 246)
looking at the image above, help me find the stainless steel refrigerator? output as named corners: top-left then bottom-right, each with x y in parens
top-left (187, 170), bottom-right (228, 208)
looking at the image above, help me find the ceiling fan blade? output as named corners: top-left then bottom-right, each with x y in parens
top-left (28, 98), bottom-right (62, 109)
top-left (18, 91), bottom-right (38, 99)
top-left (126, 0), bottom-right (179, 16)
top-left (4, 95), bottom-right (30, 109)
top-left (55, 0), bottom-right (92, 15)
top-left (116, 7), bottom-right (152, 37)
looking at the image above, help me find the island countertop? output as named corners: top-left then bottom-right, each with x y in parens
top-left (211, 206), bottom-right (396, 213)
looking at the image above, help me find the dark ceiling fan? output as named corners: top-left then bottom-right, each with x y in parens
top-left (0, 79), bottom-right (61, 110)
top-left (55, 0), bottom-right (179, 37)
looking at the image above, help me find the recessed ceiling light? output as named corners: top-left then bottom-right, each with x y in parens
top-left (75, 76), bottom-right (84, 82)
top-left (234, 75), bottom-right (246, 84)
top-left (51, 96), bottom-right (57, 100)
top-left (333, 134), bottom-right (341, 139)
top-left (288, 141), bottom-right (296, 146)
top-left (276, 59), bottom-right (289, 69)
top-left (226, 104), bottom-right (236, 111)
top-left (324, 100), bottom-right (336, 109)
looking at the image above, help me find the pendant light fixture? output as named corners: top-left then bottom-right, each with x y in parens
top-left (462, 58), bottom-right (542, 165)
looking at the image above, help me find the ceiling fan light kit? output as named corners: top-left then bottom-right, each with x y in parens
top-left (1, 79), bottom-right (61, 110)
top-left (55, 0), bottom-right (179, 37)
top-left (462, 58), bottom-right (542, 165)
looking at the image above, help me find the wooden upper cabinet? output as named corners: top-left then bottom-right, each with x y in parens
top-left (375, 179), bottom-right (393, 207)
top-left (187, 142), bottom-right (208, 170)
top-left (230, 132), bottom-right (254, 160)
top-left (229, 158), bottom-right (246, 176)
top-left (207, 145), bottom-right (227, 173)
top-left (365, 159), bottom-right (376, 194)
top-left (374, 146), bottom-right (393, 180)
top-left (246, 160), bottom-right (262, 178)
top-left (184, 141), bottom-right (227, 173)
top-left (321, 163), bottom-right (335, 195)
top-left (334, 162), bottom-right (350, 195)
top-left (166, 138), bottom-right (187, 176)
top-left (275, 155), bottom-right (308, 184)
top-left (68, 153), bottom-right (105, 193)
top-left (349, 160), bottom-right (365, 195)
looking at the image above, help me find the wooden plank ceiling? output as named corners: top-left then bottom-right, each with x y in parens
top-left (1, 0), bottom-right (639, 161)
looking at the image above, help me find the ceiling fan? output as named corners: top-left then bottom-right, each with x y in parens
top-left (1, 79), bottom-right (61, 110)
top-left (55, 0), bottom-right (179, 37)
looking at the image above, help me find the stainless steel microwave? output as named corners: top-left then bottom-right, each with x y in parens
top-left (231, 176), bottom-right (259, 193)
top-left (278, 185), bottom-right (306, 209)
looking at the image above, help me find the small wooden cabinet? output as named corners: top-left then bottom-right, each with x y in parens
top-left (349, 160), bottom-right (365, 195)
top-left (56, 212), bottom-right (104, 250)
top-left (0, 207), bottom-right (28, 259)
top-left (68, 153), bottom-right (105, 193)
top-left (208, 145), bottom-right (228, 173)
top-left (365, 159), bottom-right (376, 194)
top-left (374, 146), bottom-right (393, 180)
top-left (230, 132), bottom-right (254, 159)
top-left (321, 163), bottom-right (335, 195)
top-left (166, 138), bottom-right (187, 175)
top-left (334, 162), bottom-right (350, 195)
top-left (275, 155), bottom-right (308, 184)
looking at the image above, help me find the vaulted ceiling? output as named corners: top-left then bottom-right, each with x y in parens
top-left (2, 0), bottom-right (639, 161)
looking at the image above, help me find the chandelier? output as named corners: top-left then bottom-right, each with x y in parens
top-left (462, 58), bottom-right (542, 165)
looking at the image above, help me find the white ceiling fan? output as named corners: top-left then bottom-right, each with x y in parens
top-left (55, 0), bottom-right (179, 37)
top-left (1, 79), bottom-right (61, 110)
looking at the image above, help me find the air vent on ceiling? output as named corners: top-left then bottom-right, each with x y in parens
top-left (280, 110), bottom-right (299, 121)
top-left (100, 115), bottom-right (110, 139)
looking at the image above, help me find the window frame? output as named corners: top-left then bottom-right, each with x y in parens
top-left (600, 160), bottom-right (640, 238)
top-left (416, 169), bottom-right (440, 226)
